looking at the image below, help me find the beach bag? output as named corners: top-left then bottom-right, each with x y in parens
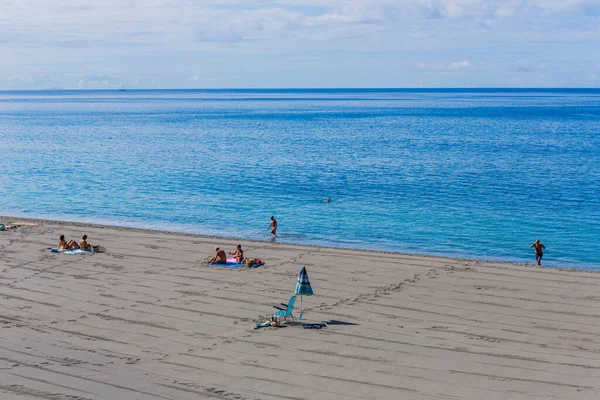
top-left (0, 224), bottom-right (5, 231)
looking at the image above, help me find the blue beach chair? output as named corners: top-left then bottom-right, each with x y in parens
top-left (274, 295), bottom-right (296, 322)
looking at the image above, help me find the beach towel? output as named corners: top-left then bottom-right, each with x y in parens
top-left (253, 321), bottom-right (272, 329)
top-left (253, 317), bottom-right (282, 329)
top-left (47, 247), bottom-right (92, 255)
top-left (210, 259), bottom-right (246, 268)
top-left (245, 258), bottom-right (264, 268)
top-left (302, 323), bottom-right (327, 329)
top-left (210, 258), bottom-right (263, 268)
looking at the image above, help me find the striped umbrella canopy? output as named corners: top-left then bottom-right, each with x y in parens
top-left (295, 266), bottom-right (313, 319)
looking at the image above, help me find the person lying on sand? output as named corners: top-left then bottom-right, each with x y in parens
top-left (229, 244), bottom-right (244, 263)
top-left (245, 258), bottom-right (264, 268)
top-left (59, 234), bottom-right (79, 250)
top-left (209, 247), bottom-right (227, 264)
top-left (79, 234), bottom-right (92, 251)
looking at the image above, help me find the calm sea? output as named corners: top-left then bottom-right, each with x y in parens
top-left (1, 89), bottom-right (599, 269)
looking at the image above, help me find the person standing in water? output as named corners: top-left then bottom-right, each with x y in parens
top-left (529, 240), bottom-right (546, 266)
top-left (269, 216), bottom-right (278, 237)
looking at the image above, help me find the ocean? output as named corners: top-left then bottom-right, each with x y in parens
top-left (1, 89), bottom-right (599, 269)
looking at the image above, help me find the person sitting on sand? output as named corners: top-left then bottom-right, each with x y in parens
top-left (59, 234), bottom-right (79, 250)
top-left (529, 239), bottom-right (546, 266)
top-left (229, 244), bottom-right (244, 263)
top-left (209, 247), bottom-right (227, 264)
top-left (79, 234), bottom-right (92, 251)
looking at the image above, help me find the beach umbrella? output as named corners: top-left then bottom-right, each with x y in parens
top-left (294, 266), bottom-right (313, 320)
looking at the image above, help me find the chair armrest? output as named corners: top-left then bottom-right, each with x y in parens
top-left (273, 305), bottom-right (286, 311)
top-left (280, 303), bottom-right (288, 307)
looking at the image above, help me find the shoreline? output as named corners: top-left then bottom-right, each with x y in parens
top-left (2, 213), bottom-right (600, 398)
top-left (0, 214), bottom-right (549, 270)
top-left (1, 214), bottom-right (594, 273)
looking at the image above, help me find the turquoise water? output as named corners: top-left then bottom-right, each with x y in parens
top-left (1, 89), bottom-right (599, 269)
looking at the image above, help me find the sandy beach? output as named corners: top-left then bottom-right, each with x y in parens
top-left (1, 216), bottom-right (599, 400)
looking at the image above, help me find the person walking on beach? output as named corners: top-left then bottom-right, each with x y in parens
top-left (269, 216), bottom-right (278, 238)
top-left (530, 240), bottom-right (546, 266)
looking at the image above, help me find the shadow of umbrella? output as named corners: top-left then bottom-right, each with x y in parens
top-left (321, 320), bottom-right (360, 326)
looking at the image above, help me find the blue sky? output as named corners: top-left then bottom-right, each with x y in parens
top-left (1, 0), bottom-right (599, 89)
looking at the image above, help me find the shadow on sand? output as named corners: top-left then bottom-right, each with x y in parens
top-left (321, 320), bottom-right (359, 326)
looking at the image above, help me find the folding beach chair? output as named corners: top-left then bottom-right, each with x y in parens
top-left (274, 295), bottom-right (296, 322)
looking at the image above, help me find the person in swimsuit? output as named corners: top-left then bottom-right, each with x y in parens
top-left (229, 244), bottom-right (244, 263)
top-left (209, 247), bottom-right (227, 264)
top-left (529, 239), bottom-right (546, 266)
top-left (79, 234), bottom-right (92, 251)
top-left (269, 216), bottom-right (278, 237)
top-left (59, 234), bottom-right (79, 250)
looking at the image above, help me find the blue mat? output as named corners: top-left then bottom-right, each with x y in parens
top-left (210, 261), bottom-right (263, 268)
top-left (210, 261), bottom-right (246, 268)
top-left (302, 323), bottom-right (327, 329)
top-left (47, 248), bottom-right (92, 255)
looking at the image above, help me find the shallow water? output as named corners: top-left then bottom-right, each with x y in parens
top-left (1, 89), bottom-right (599, 269)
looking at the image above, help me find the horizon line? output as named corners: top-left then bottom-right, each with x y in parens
top-left (2, 87), bottom-right (600, 93)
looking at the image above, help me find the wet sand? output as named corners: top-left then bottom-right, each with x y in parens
top-left (1, 216), bottom-right (599, 399)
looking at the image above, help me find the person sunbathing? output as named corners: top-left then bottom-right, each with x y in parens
top-left (59, 234), bottom-right (79, 250)
top-left (245, 258), bottom-right (264, 267)
top-left (79, 234), bottom-right (92, 251)
top-left (229, 244), bottom-right (244, 263)
top-left (209, 247), bottom-right (227, 264)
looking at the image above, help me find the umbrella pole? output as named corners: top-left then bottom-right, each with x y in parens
top-left (299, 296), bottom-right (303, 320)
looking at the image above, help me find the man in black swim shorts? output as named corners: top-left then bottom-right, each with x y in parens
top-left (529, 240), bottom-right (546, 266)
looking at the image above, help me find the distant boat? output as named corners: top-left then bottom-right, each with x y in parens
top-left (118, 83), bottom-right (126, 92)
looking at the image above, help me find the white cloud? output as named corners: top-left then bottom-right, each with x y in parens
top-left (1, 0), bottom-right (598, 51)
top-left (1, 0), bottom-right (600, 88)
top-left (525, 0), bottom-right (598, 15)
top-left (496, 7), bottom-right (515, 17)
top-left (195, 8), bottom-right (305, 42)
top-left (6, 74), bottom-right (55, 88)
top-left (514, 61), bottom-right (533, 72)
top-left (448, 60), bottom-right (470, 70)
top-left (188, 75), bottom-right (221, 82)
top-left (77, 73), bottom-right (121, 89)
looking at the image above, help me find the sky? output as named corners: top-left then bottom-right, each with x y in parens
top-left (1, 0), bottom-right (599, 89)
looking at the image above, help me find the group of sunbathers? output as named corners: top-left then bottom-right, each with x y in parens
top-left (208, 244), bottom-right (264, 267)
top-left (210, 244), bottom-right (244, 264)
top-left (58, 234), bottom-right (93, 251)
